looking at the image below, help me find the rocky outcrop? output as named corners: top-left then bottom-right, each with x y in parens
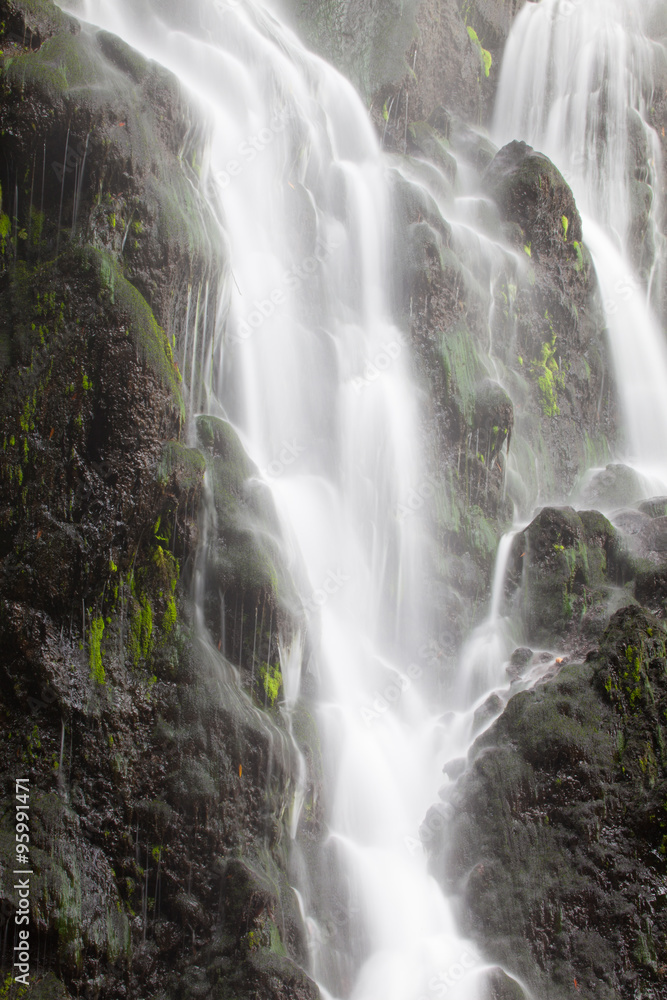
top-left (503, 506), bottom-right (636, 652)
top-left (392, 128), bottom-right (617, 666)
top-left (431, 607), bottom-right (667, 1000)
top-left (0, 2), bottom-right (319, 997)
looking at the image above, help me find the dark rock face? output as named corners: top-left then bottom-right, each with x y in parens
top-left (484, 141), bottom-right (583, 270)
top-left (432, 608), bottom-right (667, 1000)
top-left (505, 506), bottom-right (636, 650)
top-left (0, 2), bottom-right (319, 997)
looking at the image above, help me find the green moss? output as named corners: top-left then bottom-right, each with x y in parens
top-left (85, 249), bottom-right (183, 408)
top-left (2, 28), bottom-right (101, 98)
top-left (260, 662), bottom-right (282, 708)
top-left (529, 332), bottom-right (565, 417)
top-left (466, 25), bottom-right (492, 77)
top-left (464, 504), bottom-right (498, 565)
top-left (162, 595), bottom-right (177, 634)
top-left (158, 440), bottom-right (206, 489)
top-left (129, 595), bottom-right (153, 666)
top-left (440, 325), bottom-right (482, 427)
top-left (95, 29), bottom-right (149, 84)
top-left (89, 615), bottom-right (105, 684)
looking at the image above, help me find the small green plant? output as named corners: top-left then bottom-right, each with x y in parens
top-left (24, 723), bottom-right (41, 763)
top-left (573, 240), bottom-right (584, 272)
top-left (260, 663), bottom-right (282, 708)
top-left (529, 333), bottom-right (565, 417)
top-left (523, 242), bottom-right (532, 257)
top-left (90, 615), bottom-right (106, 684)
top-left (130, 596), bottom-right (153, 665)
top-left (467, 25), bottom-right (492, 77)
top-left (561, 215), bottom-right (569, 240)
top-left (162, 595), bottom-right (177, 633)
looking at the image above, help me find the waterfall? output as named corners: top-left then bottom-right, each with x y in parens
top-left (494, 0), bottom-right (667, 485)
top-left (60, 0), bottom-right (494, 997)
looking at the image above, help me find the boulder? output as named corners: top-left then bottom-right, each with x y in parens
top-left (432, 609), bottom-right (667, 1000)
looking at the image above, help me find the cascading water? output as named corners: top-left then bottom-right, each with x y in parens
top-left (494, 0), bottom-right (667, 486)
top-left (60, 0), bottom-right (501, 997)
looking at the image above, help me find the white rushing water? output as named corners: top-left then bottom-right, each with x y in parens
top-left (494, 0), bottom-right (667, 485)
top-left (60, 0), bottom-right (501, 997)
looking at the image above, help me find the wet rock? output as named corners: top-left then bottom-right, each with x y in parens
top-left (634, 568), bottom-right (667, 615)
top-left (508, 506), bottom-right (632, 646)
top-left (398, 114), bottom-right (617, 628)
top-left (484, 140), bottom-right (583, 269)
top-left (639, 496), bottom-right (667, 519)
top-left (472, 692), bottom-right (503, 732)
top-left (428, 107), bottom-right (499, 172)
top-left (506, 646), bottom-right (532, 680)
top-left (432, 608), bottom-right (667, 1000)
top-left (576, 463), bottom-right (653, 512)
top-left (483, 967), bottom-right (529, 1000)
top-left (612, 509), bottom-right (667, 567)
top-left (443, 756), bottom-right (467, 780)
top-left (473, 379), bottom-right (513, 463)
top-left (407, 121), bottom-right (457, 184)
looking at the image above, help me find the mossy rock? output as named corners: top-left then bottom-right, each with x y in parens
top-left (158, 441), bottom-right (206, 490)
top-left (592, 605), bottom-right (667, 733)
top-left (195, 415), bottom-right (298, 606)
top-left (437, 626), bottom-right (667, 997)
top-left (508, 506), bottom-right (631, 644)
top-left (576, 463), bottom-right (653, 512)
top-left (473, 378), bottom-right (513, 461)
top-left (0, 0), bottom-right (77, 47)
top-left (83, 248), bottom-right (183, 405)
top-left (639, 496), bottom-right (667, 519)
top-left (407, 121), bottom-right (457, 183)
top-left (483, 140), bottom-right (584, 269)
top-left (95, 29), bottom-right (149, 84)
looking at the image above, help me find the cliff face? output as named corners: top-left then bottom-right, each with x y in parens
top-left (0, 2), bottom-right (319, 997)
